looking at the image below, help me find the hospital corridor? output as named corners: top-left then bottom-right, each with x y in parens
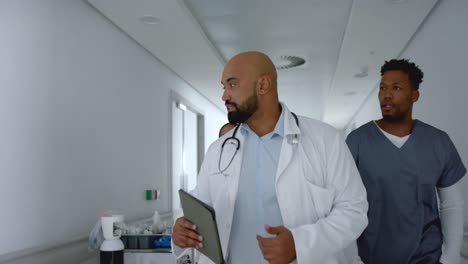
top-left (1, 0), bottom-right (467, 263)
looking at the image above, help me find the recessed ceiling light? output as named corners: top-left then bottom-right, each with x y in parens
top-left (385, 0), bottom-right (408, 3)
top-left (344, 91), bottom-right (357, 96)
top-left (354, 72), bottom-right (368, 78)
top-left (274, 56), bottom-right (306, 70)
top-left (140, 15), bottom-right (162, 25)
top-left (354, 66), bottom-right (369, 78)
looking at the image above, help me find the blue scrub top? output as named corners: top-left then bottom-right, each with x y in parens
top-left (346, 120), bottom-right (466, 264)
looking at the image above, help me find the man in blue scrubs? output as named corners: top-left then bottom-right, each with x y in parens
top-left (346, 59), bottom-right (466, 264)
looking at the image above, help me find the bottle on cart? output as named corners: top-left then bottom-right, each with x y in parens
top-left (152, 210), bottom-right (161, 233)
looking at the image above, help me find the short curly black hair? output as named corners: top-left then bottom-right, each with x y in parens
top-left (380, 59), bottom-right (424, 90)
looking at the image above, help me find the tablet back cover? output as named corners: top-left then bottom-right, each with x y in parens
top-left (178, 189), bottom-right (224, 264)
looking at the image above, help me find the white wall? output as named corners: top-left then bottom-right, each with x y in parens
top-left (0, 0), bottom-right (225, 258)
top-left (346, 0), bottom-right (468, 226)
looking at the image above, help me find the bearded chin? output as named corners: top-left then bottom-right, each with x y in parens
top-left (228, 110), bottom-right (252, 123)
top-left (382, 113), bottom-right (405, 123)
top-left (227, 92), bottom-right (258, 123)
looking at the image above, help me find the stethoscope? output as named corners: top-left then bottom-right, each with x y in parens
top-left (217, 112), bottom-right (299, 174)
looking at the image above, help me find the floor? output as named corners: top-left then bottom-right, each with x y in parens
top-left (81, 255), bottom-right (468, 264)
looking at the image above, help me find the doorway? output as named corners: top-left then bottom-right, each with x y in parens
top-left (171, 99), bottom-right (204, 213)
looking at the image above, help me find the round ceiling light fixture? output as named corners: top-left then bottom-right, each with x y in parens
top-left (344, 91), bottom-right (357, 96)
top-left (140, 15), bottom-right (162, 25)
top-left (385, 0), bottom-right (408, 3)
top-left (354, 72), bottom-right (368, 78)
top-left (274, 55), bottom-right (306, 70)
top-left (354, 66), bottom-right (369, 78)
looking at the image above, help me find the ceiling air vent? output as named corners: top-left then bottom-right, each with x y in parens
top-left (274, 56), bottom-right (306, 70)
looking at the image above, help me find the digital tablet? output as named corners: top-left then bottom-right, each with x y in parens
top-left (178, 189), bottom-right (225, 264)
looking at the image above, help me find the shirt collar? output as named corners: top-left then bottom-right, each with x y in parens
top-left (239, 107), bottom-right (285, 139)
top-left (272, 108), bottom-right (285, 138)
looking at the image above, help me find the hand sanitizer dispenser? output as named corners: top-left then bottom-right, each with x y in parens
top-left (100, 215), bottom-right (125, 264)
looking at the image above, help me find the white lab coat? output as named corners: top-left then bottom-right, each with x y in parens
top-left (174, 104), bottom-right (368, 264)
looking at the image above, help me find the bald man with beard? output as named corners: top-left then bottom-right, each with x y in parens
top-left (172, 51), bottom-right (368, 264)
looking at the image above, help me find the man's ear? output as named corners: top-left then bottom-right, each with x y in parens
top-left (257, 75), bottom-right (271, 95)
top-left (412, 90), bottom-right (420, 102)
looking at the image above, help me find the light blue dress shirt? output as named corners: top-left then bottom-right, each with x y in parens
top-left (227, 110), bottom-right (285, 263)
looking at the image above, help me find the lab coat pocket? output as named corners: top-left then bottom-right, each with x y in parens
top-left (306, 183), bottom-right (335, 219)
top-left (209, 162), bottom-right (238, 210)
top-left (209, 173), bottom-right (230, 204)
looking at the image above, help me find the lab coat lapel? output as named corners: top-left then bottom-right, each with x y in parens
top-left (227, 130), bottom-right (244, 205)
top-left (276, 137), bottom-right (293, 182)
top-left (276, 104), bottom-right (300, 182)
top-left (220, 128), bottom-right (245, 259)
